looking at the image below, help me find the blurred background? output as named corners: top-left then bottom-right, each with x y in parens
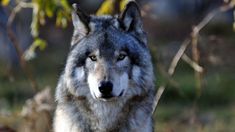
top-left (0, 0), bottom-right (235, 131)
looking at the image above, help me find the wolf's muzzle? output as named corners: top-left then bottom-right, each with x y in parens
top-left (98, 81), bottom-right (113, 99)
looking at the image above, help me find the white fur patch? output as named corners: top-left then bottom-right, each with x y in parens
top-left (74, 67), bottom-right (85, 79)
top-left (87, 73), bottom-right (100, 99)
top-left (54, 107), bottom-right (79, 132)
top-left (88, 72), bottom-right (129, 99)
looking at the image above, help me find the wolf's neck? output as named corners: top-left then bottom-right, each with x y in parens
top-left (85, 95), bottom-right (147, 131)
top-left (65, 94), bottom-right (151, 131)
top-left (88, 100), bottom-right (127, 130)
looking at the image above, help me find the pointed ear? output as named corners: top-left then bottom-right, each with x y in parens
top-left (71, 4), bottom-right (90, 43)
top-left (119, 1), bottom-right (147, 44)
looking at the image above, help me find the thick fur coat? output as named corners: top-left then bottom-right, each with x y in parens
top-left (54, 1), bottom-right (155, 132)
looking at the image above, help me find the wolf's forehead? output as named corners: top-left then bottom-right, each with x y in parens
top-left (86, 33), bottom-right (128, 58)
top-left (96, 33), bottom-right (122, 53)
top-left (89, 15), bottom-right (120, 30)
top-left (77, 15), bottom-right (137, 53)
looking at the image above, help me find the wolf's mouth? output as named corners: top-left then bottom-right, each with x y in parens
top-left (98, 90), bottom-right (125, 101)
top-left (118, 90), bottom-right (124, 97)
top-left (101, 94), bottom-right (113, 99)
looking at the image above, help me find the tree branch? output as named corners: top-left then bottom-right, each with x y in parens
top-left (152, 3), bottom-right (235, 115)
top-left (7, 1), bottom-right (38, 92)
top-left (182, 54), bottom-right (203, 73)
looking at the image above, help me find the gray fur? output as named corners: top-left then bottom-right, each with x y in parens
top-left (54, 1), bottom-right (155, 132)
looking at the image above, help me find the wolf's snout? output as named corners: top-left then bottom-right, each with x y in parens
top-left (98, 81), bottom-right (113, 97)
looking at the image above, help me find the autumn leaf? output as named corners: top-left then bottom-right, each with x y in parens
top-left (24, 38), bottom-right (47, 61)
top-left (1, 0), bottom-right (10, 6)
top-left (120, 0), bottom-right (133, 11)
top-left (96, 0), bottom-right (115, 15)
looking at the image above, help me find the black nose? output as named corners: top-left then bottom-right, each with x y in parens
top-left (98, 81), bottom-right (113, 95)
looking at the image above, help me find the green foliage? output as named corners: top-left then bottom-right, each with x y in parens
top-left (96, 0), bottom-right (115, 15)
top-left (56, 9), bottom-right (70, 28)
top-left (21, 0), bottom-right (71, 59)
top-left (24, 38), bottom-right (47, 61)
top-left (32, 38), bottom-right (47, 51)
top-left (7, 0), bottom-right (133, 60)
top-left (31, 0), bottom-right (71, 37)
top-left (28, 0), bottom-right (132, 59)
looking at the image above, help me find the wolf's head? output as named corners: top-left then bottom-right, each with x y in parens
top-left (64, 1), bottom-right (153, 101)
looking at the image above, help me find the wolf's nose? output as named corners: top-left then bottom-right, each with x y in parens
top-left (99, 81), bottom-right (113, 95)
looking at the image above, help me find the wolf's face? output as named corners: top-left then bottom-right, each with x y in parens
top-left (86, 49), bottom-right (130, 100)
top-left (64, 2), bottom-right (152, 101)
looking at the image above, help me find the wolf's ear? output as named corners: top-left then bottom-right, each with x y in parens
top-left (119, 1), bottom-right (147, 44)
top-left (71, 4), bottom-right (90, 43)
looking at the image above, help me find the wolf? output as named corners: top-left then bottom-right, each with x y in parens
top-left (53, 1), bottom-right (155, 132)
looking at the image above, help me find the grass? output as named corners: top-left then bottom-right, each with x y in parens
top-left (154, 104), bottom-right (235, 132)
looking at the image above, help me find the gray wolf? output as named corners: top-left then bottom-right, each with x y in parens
top-left (54, 1), bottom-right (155, 132)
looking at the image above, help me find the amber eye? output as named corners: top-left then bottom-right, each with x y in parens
top-left (117, 53), bottom-right (127, 61)
top-left (89, 55), bottom-right (97, 61)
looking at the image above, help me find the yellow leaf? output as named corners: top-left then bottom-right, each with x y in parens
top-left (31, 14), bottom-right (39, 37)
top-left (1, 0), bottom-right (10, 6)
top-left (32, 38), bottom-right (47, 50)
top-left (120, 0), bottom-right (134, 11)
top-left (60, 0), bottom-right (71, 12)
top-left (23, 38), bottom-right (47, 60)
top-left (96, 0), bottom-right (115, 15)
top-left (96, 0), bottom-right (135, 15)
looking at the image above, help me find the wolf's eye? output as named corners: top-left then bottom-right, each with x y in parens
top-left (89, 55), bottom-right (97, 61)
top-left (117, 53), bottom-right (127, 61)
